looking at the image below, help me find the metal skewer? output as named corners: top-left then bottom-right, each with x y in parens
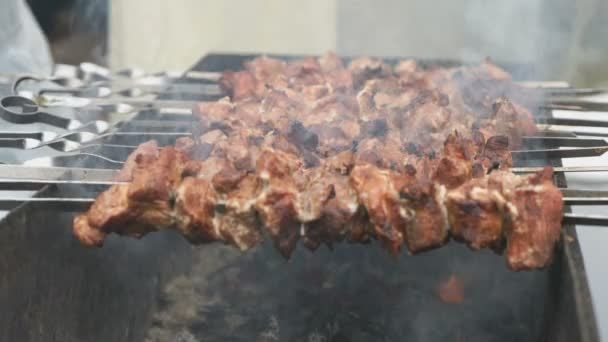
top-left (39, 95), bottom-right (208, 110)
top-left (537, 124), bottom-right (608, 138)
top-left (543, 100), bottom-right (608, 112)
top-left (0, 165), bottom-right (118, 181)
top-left (563, 213), bottom-right (608, 226)
top-left (0, 161), bottom-right (605, 180)
top-left (37, 83), bottom-right (222, 98)
top-left (0, 131), bottom-right (583, 153)
top-left (1, 165), bottom-right (608, 190)
top-left (511, 146), bottom-right (608, 159)
top-left (0, 194), bottom-right (606, 215)
top-left (540, 117), bottom-right (608, 128)
top-left (512, 166), bottom-right (608, 174)
top-left (0, 133), bottom-right (606, 175)
top-left (521, 137), bottom-right (607, 148)
top-left (5, 164), bottom-right (597, 181)
top-left (0, 197), bottom-right (95, 211)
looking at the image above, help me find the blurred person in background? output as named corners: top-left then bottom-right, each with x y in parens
top-left (0, 0), bottom-right (53, 75)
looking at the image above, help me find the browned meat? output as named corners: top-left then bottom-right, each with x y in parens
top-left (75, 146), bottom-right (188, 247)
top-left (394, 59), bottom-right (419, 79)
top-left (113, 140), bottom-right (158, 182)
top-left (214, 173), bottom-right (264, 250)
top-left (432, 132), bottom-right (477, 189)
top-left (128, 147), bottom-right (188, 202)
top-left (488, 97), bottom-right (537, 148)
top-left (355, 136), bottom-right (405, 170)
top-left (245, 56), bottom-right (287, 82)
top-left (399, 181), bottom-right (450, 253)
top-left (350, 164), bottom-right (405, 254)
top-left (73, 185), bottom-right (133, 246)
top-left (254, 149), bottom-right (303, 257)
top-left (219, 71), bottom-right (257, 100)
top-left (446, 176), bottom-right (504, 250)
top-left (74, 142), bottom-right (562, 270)
top-left (348, 57), bottom-right (393, 89)
top-left (476, 135), bottom-right (513, 170)
top-left (174, 177), bottom-right (219, 243)
top-left (446, 167), bottom-right (563, 270)
top-left (74, 54), bottom-right (565, 271)
top-left (502, 167), bottom-right (564, 270)
top-left (303, 174), bottom-right (358, 250)
top-left (196, 97), bottom-right (234, 123)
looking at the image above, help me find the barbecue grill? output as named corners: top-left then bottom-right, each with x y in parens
top-left (0, 53), bottom-right (603, 342)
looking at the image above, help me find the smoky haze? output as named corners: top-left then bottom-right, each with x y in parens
top-left (337, 0), bottom-right (589, 82)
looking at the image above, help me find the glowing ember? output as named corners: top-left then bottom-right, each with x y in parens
top-left (438, 274), bottom-right (464, 304)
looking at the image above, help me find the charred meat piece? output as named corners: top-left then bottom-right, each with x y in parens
top-left (489, 97), bottom-right (537, 148)
top-left (476, 135), bottom-right (513, 170)
top-left (399, 181), bottom-right (450, 253)
top-left (502, 167), bottom-right (563, 270)
top-left (219, 71), bottom-right (257, 100)
top-left (254, 149), bottom-right (303, 258)
top-left (432, 132), bottom-right (477, 189)
top-left (245, 56), bottom-right (287, 82)
top-left (74, 145), bottom-right (186, 247)
top-left (213, 173), bottom-right (264, 251)
top-left (174, 177), bottom-right (219, 243)
top-left (356, 78), bottom-right (415, 120)
top-left (446, 176), bottom-right (505, 250)
top-left (350, 164), bottom-right (406, 254)
top-left (73, 185), bottom-right (134, 246)
top-left (447, 167), bottom-right (563, 270)
top-left (348, 57), bottom-right (393, 89)
top-left (113, 140), bottom-right (158, 182)
top-left (302, 173), bottom-right (359, 250)
top-left (128, 147), bottom-right (188, 202)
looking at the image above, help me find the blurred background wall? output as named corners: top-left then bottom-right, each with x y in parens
top-left (109, 0), bottom-right (337, 72)
top-left (337, 0), bottom-right (608, 86)
top-left (26, 0), bottom-right (608, 87)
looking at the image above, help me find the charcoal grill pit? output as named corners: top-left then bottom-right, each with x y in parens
top-left (0, 54), bottom-right (598, 342)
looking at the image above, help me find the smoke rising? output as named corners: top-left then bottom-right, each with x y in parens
top-left (461, 0), bottom-right (575, 80)
top-left (338, 0), bottom-right (579, 81)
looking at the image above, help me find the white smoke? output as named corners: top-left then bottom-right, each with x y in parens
top-left (461, 0), bottom-right (574, 80)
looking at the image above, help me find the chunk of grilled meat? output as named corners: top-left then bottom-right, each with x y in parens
top-left (502, 167), bottom-right (564, 270)
top-left (446, 175), bottom-right (505, 251)
top-left (74, 146), bottom-right (188, 247)
top-left (447, 166), bottom-right (563, 270)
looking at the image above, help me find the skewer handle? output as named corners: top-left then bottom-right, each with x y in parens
top-left (563, 213), bottom-right (608, 226)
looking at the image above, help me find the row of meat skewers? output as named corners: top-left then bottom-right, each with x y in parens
top-left (67, 53), bottom-right (592, 271)
top-left (73, 139), bottom-right (563, 271)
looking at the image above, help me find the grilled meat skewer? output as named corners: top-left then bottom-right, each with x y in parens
top-left (73, 141), bottom-right (562, 271)
top-left (72, 54), bottom-right (566, 271)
